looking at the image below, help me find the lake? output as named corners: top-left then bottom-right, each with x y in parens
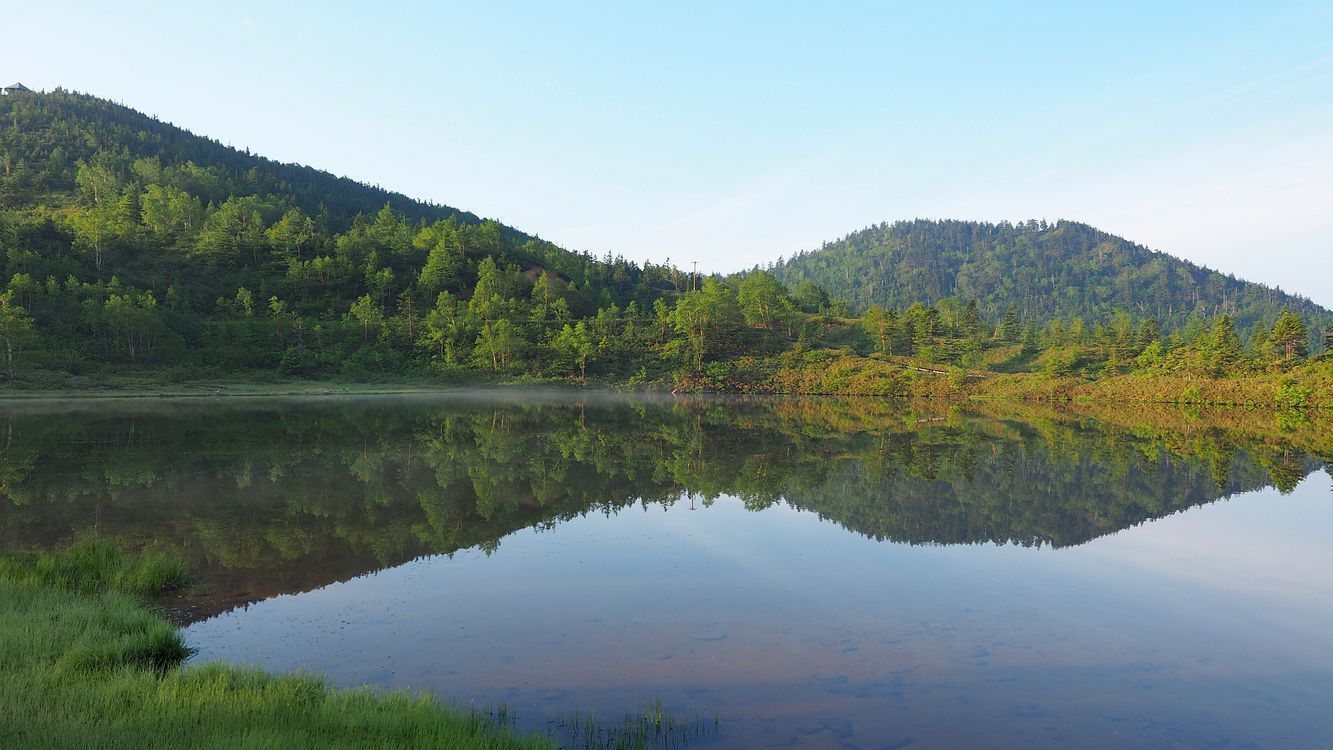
top-left (2, 393), bottom-right (1331, 748)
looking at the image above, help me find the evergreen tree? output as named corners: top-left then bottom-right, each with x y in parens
top-left (1020, 326), bottom-right (1040, 359)
top-left (961, 300), bottom-right (985, 340)
top-left (266, 208), bottom-right (316, 263)
top-left (1205, 315), bottom-right (1241, 373)
top-left (1137, 318), bottom-right (1161, 349)
top-left (1000, 305), bottom-right (1020, 341)
top-left (418, 237), bottom-right (465, 295)
top-left (1269, 308), bottom-right (1309, 359)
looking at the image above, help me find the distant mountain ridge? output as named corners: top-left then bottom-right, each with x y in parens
top-left (771, 219), bottom-right (1330, 337)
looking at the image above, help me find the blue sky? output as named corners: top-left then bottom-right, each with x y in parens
top-left (4, 1), bottom-right (1332, 305)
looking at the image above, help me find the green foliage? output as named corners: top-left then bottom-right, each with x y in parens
top-left (0, 291), bottom-right (35, 377)
top-left (3, 91), bottom-right (860, 388)
top-left (790, 280), bottom-right (833, 314)
top-left (672, 279), bottom-right (743, 370)
top-left (772, 219), bottom-right (1330, 341)
top-left (0, 394), bottom-right (1328, 748)
top-left (2, 397), bottom-right (1326, 587)
top-left (0, 539), bottom-right (186, 598)
top-left (1000, 305), bottom-right (1021, 341)
top-left (1270, 307), bottom-right (1309, 359)
top-left (0, 544), bottom-right (553, 749)
top-left (1, 91), bottom-right (1329, 394)
top-left (1202, 314), bottom-right (1241, 374)
top-left (737, 270), bottom-right (797, 332)
top-left (554, 322), bottom-right (596, 377)
top-left (1276, 378), bottom-right (1314, 409)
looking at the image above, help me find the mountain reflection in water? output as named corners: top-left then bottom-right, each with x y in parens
top-left (2, 394), bottom-right (1330, 749)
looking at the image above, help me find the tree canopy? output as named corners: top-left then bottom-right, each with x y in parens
top-left (771, 219), bottom-right (1330, 343)
top-left (0, 91), bottom-right (1327, 390)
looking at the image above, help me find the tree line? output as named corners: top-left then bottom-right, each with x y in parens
top-left (772, 219), bottom-right (1331, 346)
top-left (1, 91), bottom-right (1328, 388)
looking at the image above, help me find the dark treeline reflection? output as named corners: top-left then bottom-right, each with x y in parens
top-left (0, 394), bottom-right (1326, 619)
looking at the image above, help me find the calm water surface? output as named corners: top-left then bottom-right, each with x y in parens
top-left (3, 394), bottom-right (1331, 748)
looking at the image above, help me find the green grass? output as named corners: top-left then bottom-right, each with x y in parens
top-left (0, 540), bottom-right (188, 596)
top-left (0, 541), bottom-right (554, 749)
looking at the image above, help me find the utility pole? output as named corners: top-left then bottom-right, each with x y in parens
top-left (692, 261), bottom-right (698, 291)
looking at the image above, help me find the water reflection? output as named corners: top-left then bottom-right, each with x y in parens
top-left (0, 394), bottom-right (1330, 748)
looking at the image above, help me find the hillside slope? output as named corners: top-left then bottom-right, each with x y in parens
top-left (771, 219), bottom-right (1330, 338)
top-left (0, 89), bottom-right (494, 233)
top-left (0, 91), bottom-right (1327, 390)
top-left (0, 90), bottom-right (682, 379)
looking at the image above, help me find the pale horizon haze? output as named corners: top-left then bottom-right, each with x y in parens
top-left (3, 1), bottom-right (1331, 306)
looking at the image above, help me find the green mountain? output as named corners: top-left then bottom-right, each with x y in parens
top-left (2, 89), bottom-right (497, 236)
top-left (0, 90), bottom-right (1328, 388)
top-left (771, 219), bottom-right (1331, 338)
top-left (0, 90), bottom-right (684, 379)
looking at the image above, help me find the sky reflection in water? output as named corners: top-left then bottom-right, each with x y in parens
top-left (2, 394), bottom-right (1329, 748)
top-left (186, 466), bottom-right (1333, 749)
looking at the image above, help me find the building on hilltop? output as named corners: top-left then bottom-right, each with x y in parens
top-left (2, 83), bottom-right (32, 95)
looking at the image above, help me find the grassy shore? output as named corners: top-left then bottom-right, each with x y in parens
top-left (694, 349), bottom-right (1333, 408)
top-left (0, 370), bottom-right (506, 400)
top-left (2, 354), bottom-right (1329, 409)
top-left (0, 541), bottom-right (553, 749)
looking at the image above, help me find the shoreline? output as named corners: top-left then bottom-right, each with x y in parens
top-left (0, 542), bottom-right (712, 749)
top-left (2, 371), bottom-right (1329, 410)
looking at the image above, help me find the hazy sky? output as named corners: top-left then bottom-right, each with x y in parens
top-left (4, 1), bottom-right (1331, 305)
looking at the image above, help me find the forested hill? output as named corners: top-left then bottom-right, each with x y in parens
top-left (0, 89), bottom-right (688, 379)
top-left (1, 90), bottom-right (1329, 389)
top-left (0, 89), bottom-right (497, 235)
top-left (771, 219), bottom-right (1330, 337)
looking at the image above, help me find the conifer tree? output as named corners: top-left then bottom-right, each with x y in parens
top-left (961, 300), bottom-right (985, 340)
top-left (1269, 308), bottom-right (1309, 358)
top-left (1205, 315), bottom-right (1241, 373)
top-left (1000, 305), bottom-right (1020, 341)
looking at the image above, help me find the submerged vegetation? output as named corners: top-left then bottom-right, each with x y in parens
top-left (1, 91), bottom-right (1329, 403)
